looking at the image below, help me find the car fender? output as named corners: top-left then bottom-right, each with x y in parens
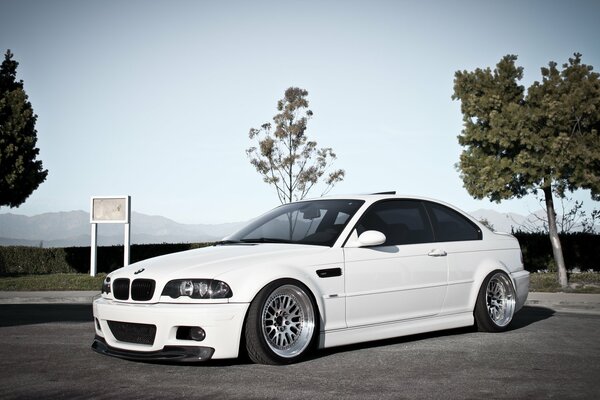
top-left (467, 258), bottom-right (514, 311)
top-left (215, 264), bottom-right (329, 326)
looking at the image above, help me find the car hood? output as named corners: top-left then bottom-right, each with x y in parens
top-left (110, 243), bottom-right (331, 281)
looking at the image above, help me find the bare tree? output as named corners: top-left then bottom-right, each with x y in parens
top-left (247, 87), bottom-right (344, 204)
top-left (515, 193), bottom-right (599, 234)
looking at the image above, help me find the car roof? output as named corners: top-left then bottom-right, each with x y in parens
top-left (306, 193), bottom-right (480, 224)
top-left (316, 192), bottom-right (442, 203)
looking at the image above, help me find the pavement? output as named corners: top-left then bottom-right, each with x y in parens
top-left (0, 290), bottom-right (599, 315)
top-left (0, 291), bottom-right (100, 304)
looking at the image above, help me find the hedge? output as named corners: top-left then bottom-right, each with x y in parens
top-left (514, 232), bottom-right (600, 272)
top-left (0, 243), bottom-right (212, 275)
top-left (1, 233), bottom-right (598, 275)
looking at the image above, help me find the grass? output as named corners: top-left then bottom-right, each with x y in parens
top-left (0, 273), bottom-right (106, 291)
top-left (0, 272), bottom-right (599, 293)
top-left (529, 272), bottom-right (600, 294)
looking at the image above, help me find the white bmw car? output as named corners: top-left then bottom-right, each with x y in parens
top-left (92, 193), bottom-right (529, 365)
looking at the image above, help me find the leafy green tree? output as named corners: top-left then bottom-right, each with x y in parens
top-left (452, 53), bottom-right (600, 288)
top-left (247, 87), bottom-right (344, 204)
top-left (0, 50), bottom-right (47, 207)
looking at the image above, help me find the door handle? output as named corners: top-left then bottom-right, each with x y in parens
top-left (428, 249), bottom-right (447, 257)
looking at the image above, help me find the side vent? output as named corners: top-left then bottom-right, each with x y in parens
top-left (316, 268), bottom-right (342, 278)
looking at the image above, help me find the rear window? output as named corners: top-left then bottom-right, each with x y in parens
top-left (425, 202), bottom-right (481, 242)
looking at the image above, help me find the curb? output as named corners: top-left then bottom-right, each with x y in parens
top-left (0, 291), bottom-right (100, 304)
top-left (525, 292), bottom-right (600, 315)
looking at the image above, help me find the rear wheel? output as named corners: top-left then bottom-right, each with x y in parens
top-left (245, 280), bottom-right (317, 365)
top-left (474, 271), bottom-right (516, 332)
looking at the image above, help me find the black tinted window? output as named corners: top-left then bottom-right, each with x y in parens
top-left (356, 200), bottom-right (434, 245)
top-left (425, 202), bottom-right (481, 242)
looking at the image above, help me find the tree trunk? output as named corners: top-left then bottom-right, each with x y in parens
top-left (543, 186), bottom-right (568, 288)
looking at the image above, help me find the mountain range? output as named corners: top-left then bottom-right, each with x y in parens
top-left (0, 211), bottom-right (246, 247)
top-left (468, 209), bottom-right (543, 233)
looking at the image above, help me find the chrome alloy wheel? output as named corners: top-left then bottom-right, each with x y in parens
top-left (261, 285), bottom-right (315, 358)
top-left (486, 272), bottom-right (516, 327)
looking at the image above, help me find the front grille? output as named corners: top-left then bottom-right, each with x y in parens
top-left (107, 321), bottom-right (156, 345)
top-left (113, 279), bottom-right (130, 300)
top-left (131, 279), bottom-right (155, 301)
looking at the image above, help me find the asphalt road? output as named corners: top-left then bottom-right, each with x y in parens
top-left (0, 304), bottom-right (598, 400)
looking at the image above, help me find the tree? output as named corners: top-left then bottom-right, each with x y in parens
top-left (452, 53), bottom-right (600, 288)
top-left (0, 50), bottom-right (47, 207)
top-left (247, 87), bottom-right (344, 204)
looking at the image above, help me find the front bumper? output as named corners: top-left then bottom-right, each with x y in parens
top-left (92, 297), bottom-right (249, 360)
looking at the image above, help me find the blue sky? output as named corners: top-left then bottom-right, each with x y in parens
top-left (1, 0), bottom-right (599, 224)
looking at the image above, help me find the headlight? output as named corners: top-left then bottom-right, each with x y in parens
top-left (161, 279), bottom-right (233, 299)
top-left (101, 276), bottom-right (111, 294)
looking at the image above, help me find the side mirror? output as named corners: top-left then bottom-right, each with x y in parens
top-left (357, 230), bottom-right (386, 247)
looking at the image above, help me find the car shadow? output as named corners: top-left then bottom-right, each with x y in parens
top-left (0, 304), bottom-right (93, 327)
top-left (314, 325), bottom-right (476, 361)
top-left (507, 305), bottom-right (555, 330)
top-left (183, 306), bottom-right (557, 367)
top-left (309, 305), bottom-right (555, 363)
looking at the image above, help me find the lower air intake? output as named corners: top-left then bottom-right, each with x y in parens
top-left (107, 321), bottom-right (156, 345)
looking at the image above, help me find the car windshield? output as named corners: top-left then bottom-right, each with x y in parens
top-left (225, 199), bottom-right (364, 247)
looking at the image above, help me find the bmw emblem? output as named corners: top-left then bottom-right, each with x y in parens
top-left (134, 268), bottom-right (145, 275)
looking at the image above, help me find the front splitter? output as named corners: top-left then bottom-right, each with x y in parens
top-left (91, 336), bottom-right (215, 362)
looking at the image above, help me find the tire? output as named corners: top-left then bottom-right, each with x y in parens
top-left (474, 271), bottom-right (516, 332)
top-left (244, 279), bottom-right (318, 365)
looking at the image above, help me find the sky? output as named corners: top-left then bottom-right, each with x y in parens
top-left (0, 0), bottom-right (599, 224)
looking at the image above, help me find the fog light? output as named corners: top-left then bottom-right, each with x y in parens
top-left (189, 327), bottom-right (206, 341)
top-left (177, 326), bottom-right (207, 342)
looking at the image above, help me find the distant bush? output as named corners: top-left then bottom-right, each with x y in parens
top-left (0, 243), bottom-right (213, 275)
top-left (514, 232), bottom-right (600, 272)
top-left (0, 247), bottom-right (76, 274)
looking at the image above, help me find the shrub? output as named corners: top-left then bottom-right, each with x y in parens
top-left (514, 232), bottom-right (600, 272)
top-left (0, 243), bottom-right (213, 275)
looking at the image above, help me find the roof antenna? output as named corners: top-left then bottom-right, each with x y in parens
top-left (371, 191), bottom-right (396, 195)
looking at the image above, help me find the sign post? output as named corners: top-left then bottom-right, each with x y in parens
top-left (90, 196), bottom-right (131, 277)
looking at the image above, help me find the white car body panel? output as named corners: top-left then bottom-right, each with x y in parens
top-left (344, 243), bottom-right (447, 326)
top-left (92, 194), bottom-right (529, 362)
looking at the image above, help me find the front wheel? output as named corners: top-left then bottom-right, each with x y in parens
top-left (474, 271), bottom-right (516, 332)
top-left (244, 280), bottom-right (317, 365)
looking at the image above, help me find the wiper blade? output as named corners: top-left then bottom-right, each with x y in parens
top-left (213, 240), bottom-right (243, 246)
top-left (239, 238), bottom-right (290, 244)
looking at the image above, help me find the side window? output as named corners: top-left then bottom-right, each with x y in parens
top-left (425, 202), bottom-right (482, 242)
top-left (356, 200), bottom-right (434, 245)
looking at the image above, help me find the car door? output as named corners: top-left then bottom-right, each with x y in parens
top-left (422, 201), bottom-right (484, 315)
top-left (343, 200), bottom-right (448, 327)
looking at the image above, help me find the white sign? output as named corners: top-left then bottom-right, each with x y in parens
top-left (90, 195), bottom-right (131, 276)
top-left (91, 196), bottom-right (130, 224)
